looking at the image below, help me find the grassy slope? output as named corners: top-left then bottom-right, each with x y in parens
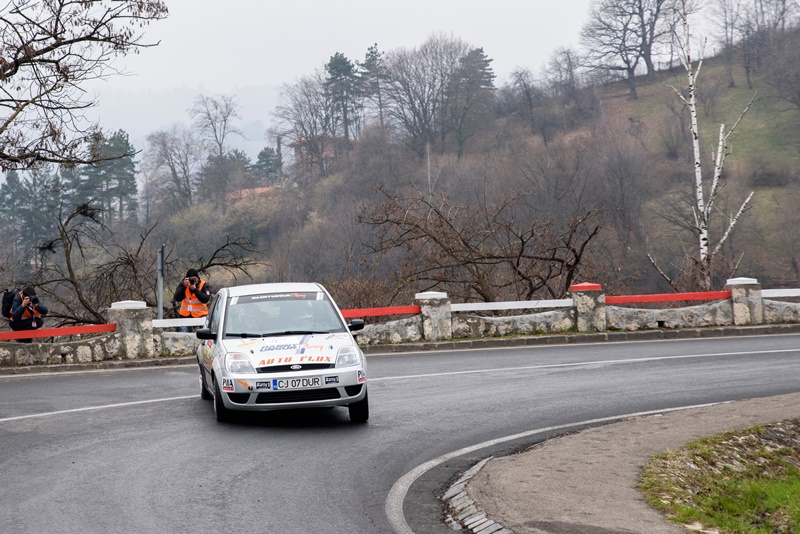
top-left (594, 59), bottom-right (800, 287)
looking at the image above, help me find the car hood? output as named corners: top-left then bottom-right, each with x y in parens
top-left (220, 333), bottom-right (357, 369)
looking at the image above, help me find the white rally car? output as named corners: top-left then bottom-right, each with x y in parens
top-left (195, 282), bottom-right (368, 423)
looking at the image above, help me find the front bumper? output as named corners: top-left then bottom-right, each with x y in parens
top-left (216, 367), bottom-right (367, 411)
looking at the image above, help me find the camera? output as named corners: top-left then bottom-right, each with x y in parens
top-left (189, 277), bottom-right (199, 285)
top-left (29, 296), bottom-right (39, 305)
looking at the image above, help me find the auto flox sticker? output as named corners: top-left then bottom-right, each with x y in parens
top-left (256, 355), bottom-right (334, 367)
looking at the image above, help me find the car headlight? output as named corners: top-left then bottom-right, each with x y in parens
top-left (225, 353), bottom-right (256, 374)
top-left (336, 346), bottom-right (361, 368)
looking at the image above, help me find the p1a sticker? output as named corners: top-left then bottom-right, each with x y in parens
top-left (222, 378), bottom-right (235, 392)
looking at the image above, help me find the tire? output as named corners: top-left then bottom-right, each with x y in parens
top-left (213, 378), bottom-right (234, 423)
top-left (199, 366), bottom-right (213, 400)
top-left (348, 390), bottom-right (369, 423)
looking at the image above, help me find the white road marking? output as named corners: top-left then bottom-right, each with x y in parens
top-left (0, 395), bottom-right (196, 423)
top-left (384, 402), bottom-right (727, 534)
top-left (370, 348), bottom-right (800, 382)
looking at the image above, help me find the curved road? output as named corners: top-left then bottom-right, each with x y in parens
top-left (2, 334), bottom-right (799, 534)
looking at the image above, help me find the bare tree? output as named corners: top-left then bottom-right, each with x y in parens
top-left (581, 0), bottom-right (644, 99)
top-left (510, 67), bottom-right (550, 141)
top-left (144, 125), bottom-right (201, 211)
top-left (652, 0), bottom-right (756, 291)
top-left (0, 0), bottom-right (168, 170)
top-left (712, 0), bottom-right (745, 87)
top-left (761, 27), bottom-right (800, 111)
top-left (360, 185), bottom-right (602, 302)
top-left (273, 71), bottom-right (336, 184)
top-left (633, 0), bottom-right (682, 79)
top-left (382, 34), bottom-right (471, 157)
top-left (33, 204), bottom-right (260, 324)
top-left (190, 94), bottom-right (242, 159)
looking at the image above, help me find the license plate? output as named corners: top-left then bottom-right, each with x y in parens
top-left (273, 377), bottom-right (322, 390)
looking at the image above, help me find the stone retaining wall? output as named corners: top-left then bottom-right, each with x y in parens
top-left (1, 278), bottom-right (798, 367)
top-left (355, 277), bottom-right (800, 345)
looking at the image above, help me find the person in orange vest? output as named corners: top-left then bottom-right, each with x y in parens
top-left (173, 269), bottom-right (211, 332)
top-left (10, 287), bottom-right (49, 343)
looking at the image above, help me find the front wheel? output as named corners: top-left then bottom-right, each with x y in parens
top-left (348, 390), bottom-right (369, 423)
top-left (199, 366), bottom-right (212, 400)
top-left (213, 378), bottom-right (234, 423)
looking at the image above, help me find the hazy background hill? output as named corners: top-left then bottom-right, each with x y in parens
top-left (2, 2), bottom-right (799, 322)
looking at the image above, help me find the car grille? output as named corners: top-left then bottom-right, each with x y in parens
top-left (255, 388), bottom-right (341, 404)
top-left (344, 384), bottom-right (363, 397)
top-left (256, 363), bottom-right (335, 373)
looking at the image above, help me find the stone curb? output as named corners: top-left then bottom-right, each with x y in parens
top-left (443, 457), bottom-right (514, 533)
top-left (1, 323), bottom-right (799, 375)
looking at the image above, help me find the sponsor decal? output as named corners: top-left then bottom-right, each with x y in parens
top-left (222, 378), bottom-right (234, 392)
top-left (262, 336), bottom-right (300, 345)
top-left (255, 381), bottom-right (271, 390)
top-left (255, 355), bottom-right (332, 367)
top-left (297, 343), bottom-right (326, 354)
top-left (258, 356), bottom-right (294, 366)
top-left (260, 343), bottom-right (298, 352)
top-left (298, 355), bottom-right (333, 363)
top-left (357, 370), bottom-right (366, 383)
top-left (250, 292), bottom-right (313, 301)
top-left (236, 340), bottom-right (261, 350)
top-left (325, 376), bottom-right (339, 384)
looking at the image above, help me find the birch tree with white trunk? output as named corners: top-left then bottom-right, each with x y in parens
top-left (651, 0), bottom-right (756, 291)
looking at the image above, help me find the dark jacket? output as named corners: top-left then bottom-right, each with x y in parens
top-left (10, 292), bottom-right (49, 330)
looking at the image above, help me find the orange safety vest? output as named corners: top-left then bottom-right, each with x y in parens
top-left (179, 280), bottom-right (209, 317)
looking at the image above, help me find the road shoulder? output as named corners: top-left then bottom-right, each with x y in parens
top-left (465, 392), bottom-right (800, 534)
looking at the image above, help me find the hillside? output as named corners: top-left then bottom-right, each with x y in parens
top-left (591, 57), bottom-right (800, 290)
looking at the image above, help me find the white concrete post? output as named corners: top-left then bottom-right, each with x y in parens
top-left (415, 291), bottom-right (452, 342)
top-left (107, 301), bottom-right (155, 359)
top-left (725, 277), bottom-right (762, 326)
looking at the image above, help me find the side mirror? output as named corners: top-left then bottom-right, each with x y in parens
top-left (195, 328), bottom-right (215, 340)
top-left (347, 318), bottom-right (365, 332)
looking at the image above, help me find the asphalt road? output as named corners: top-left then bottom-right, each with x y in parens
top-left (2, 333), bottom-right (799, 534)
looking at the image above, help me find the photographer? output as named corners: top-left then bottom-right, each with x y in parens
top-left (10, 287), bottom-right (49, 342)
top-left (173, 269), bottom-right (210, 332)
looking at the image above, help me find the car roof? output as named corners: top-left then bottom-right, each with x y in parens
top-left (223, 282), bottom-right (325, 298)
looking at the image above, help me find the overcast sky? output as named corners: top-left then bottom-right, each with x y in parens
top-left (89, 0), bottom-right (596, 158)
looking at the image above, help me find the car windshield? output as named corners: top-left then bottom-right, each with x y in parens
top-left (223, 291), bottom-right (346, 338)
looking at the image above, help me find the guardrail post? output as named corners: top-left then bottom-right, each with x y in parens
top-left (725, 277), bottom-right (762, 326)
top-left (107, 300), bottom-right (155, 359)
top-left (570, 282), bottom-right (606, 332)
top-left (415, 291), bottom-right (452, 342)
